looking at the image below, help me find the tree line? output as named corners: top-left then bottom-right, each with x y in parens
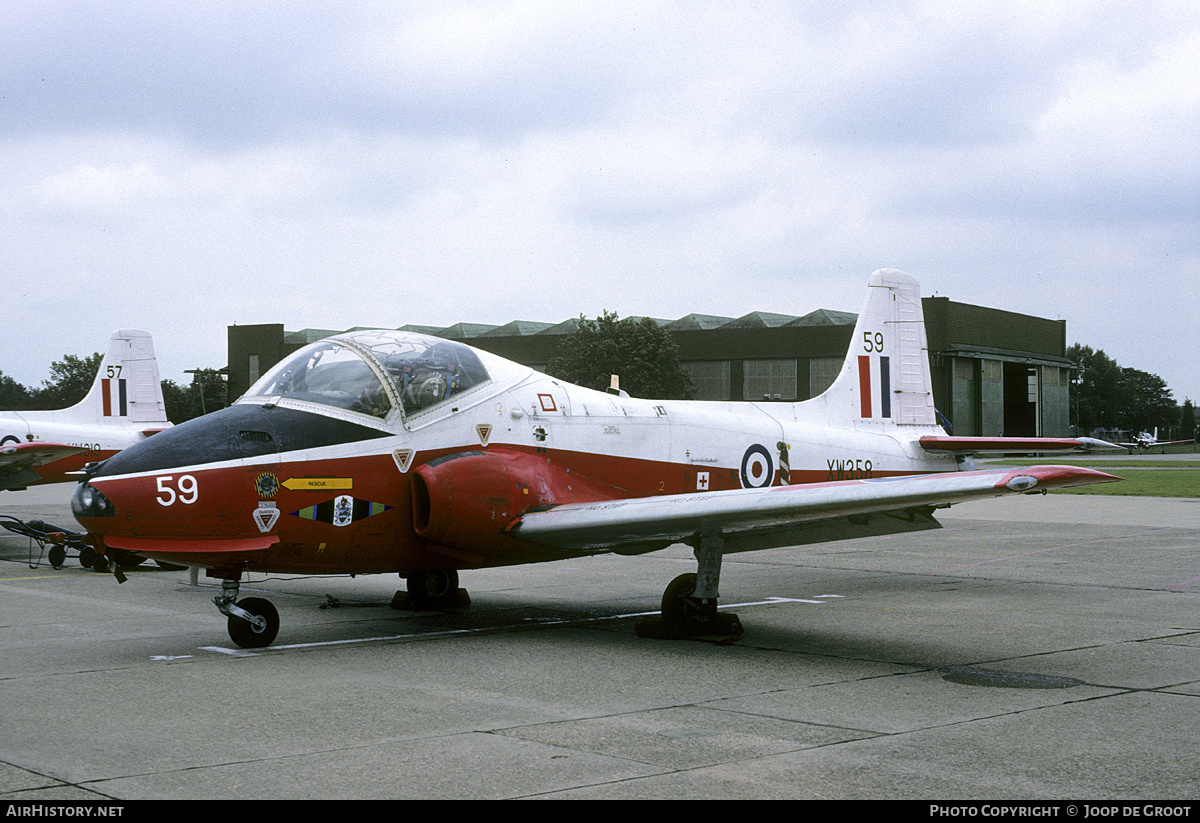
top-left (1068, 344), bottom-right (1194, 440)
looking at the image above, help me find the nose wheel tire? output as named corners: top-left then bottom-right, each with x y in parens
top-left (227, 597), bottom-right (280, 648)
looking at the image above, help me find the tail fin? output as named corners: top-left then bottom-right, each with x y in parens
top-left (815, 269), bottom-right (936, 428)
top-left (70, 330), bottom-right (170, 428)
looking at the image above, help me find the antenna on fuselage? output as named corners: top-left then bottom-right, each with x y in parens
top-left (606, 375), bottom-right (630, 399)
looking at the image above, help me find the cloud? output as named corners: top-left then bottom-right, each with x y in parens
top-left (2, 0), bottom-right (1199, 404)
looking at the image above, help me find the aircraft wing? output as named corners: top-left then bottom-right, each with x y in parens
top-left (506, 465), bottom-right (1119, 553)
top-left (919, 436), bottom-right (1121, 455)
top-left (0, 443), bottom-right (89, 491)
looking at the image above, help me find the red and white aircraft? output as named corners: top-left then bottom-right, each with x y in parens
top-left (2, 330), bottom-right (171, 492)
top-left (1119, 428), bottom-right (1194, 453)
top-left (72, 271), bottom-right (1120, 648)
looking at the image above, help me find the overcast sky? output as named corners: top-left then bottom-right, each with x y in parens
top-left (3, 1), bottom-right (1198, 407)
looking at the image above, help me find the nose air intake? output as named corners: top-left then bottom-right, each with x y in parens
top-left (411, 450), bottom-right (613, 552)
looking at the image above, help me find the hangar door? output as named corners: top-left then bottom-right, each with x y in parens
top-left (1002, 362), bottom-right (1039, 437)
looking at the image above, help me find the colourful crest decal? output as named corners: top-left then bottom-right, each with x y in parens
top-left (291, 495), bottom-right (392, 527)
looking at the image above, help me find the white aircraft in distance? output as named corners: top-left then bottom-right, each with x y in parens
top-left (72, 271), bottom-right (1122, 648)
top-left (1, 330), bottom-right (172, 491)
top-left (1120, 428), bottom-right (1195, 453)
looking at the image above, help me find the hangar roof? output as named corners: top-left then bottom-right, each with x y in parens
top-left (281, 308), bottom-right (858, 345)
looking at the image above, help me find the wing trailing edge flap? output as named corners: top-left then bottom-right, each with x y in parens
top-left (506, 465), bottom-right (1120, 553)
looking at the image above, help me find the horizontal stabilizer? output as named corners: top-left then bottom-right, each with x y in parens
top-left (919, 436), bottom-right (1123, 455)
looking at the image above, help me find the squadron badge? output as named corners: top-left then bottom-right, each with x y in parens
top-left (291, 496), bottom-right (392, 527)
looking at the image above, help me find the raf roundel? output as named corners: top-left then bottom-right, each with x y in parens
top-left (739, 444), bottom-right (774, 489)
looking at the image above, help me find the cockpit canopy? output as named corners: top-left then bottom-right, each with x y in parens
top-left (242, 331), bottom-right (493, 422)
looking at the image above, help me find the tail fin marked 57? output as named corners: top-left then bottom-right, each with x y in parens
top-left (74, 329), bottom-right (170, 427)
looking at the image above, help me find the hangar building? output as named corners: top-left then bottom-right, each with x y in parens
top-left (227, 295), bottom-right (1074, 438)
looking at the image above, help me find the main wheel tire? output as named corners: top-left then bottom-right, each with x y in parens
top-left (407, 570), bottom-right (459, 604)
top-left (227, 597), bottom-right (280, 649)
top-left (660, 573), bottom-right (698, 624)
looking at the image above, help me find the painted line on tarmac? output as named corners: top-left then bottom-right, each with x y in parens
top-left (922, 529), bottom-right (1165, 574)
top-left (194, 594), bottom-right (837, 657)
top-left (200, 626), bottom-right (480, 657)
top-left (0, 580), bottom-right (168, 614)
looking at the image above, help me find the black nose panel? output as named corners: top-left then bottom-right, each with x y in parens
top-left (93, 405), bottom-right (391, 476)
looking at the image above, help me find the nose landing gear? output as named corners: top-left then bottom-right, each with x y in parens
top-left (214, 578), bottom-right (280, 648)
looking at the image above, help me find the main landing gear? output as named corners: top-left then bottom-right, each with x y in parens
top-left (637, 532), bottom-right (743, 642)
top-left (214, 578), bottom-right (280, 649)
top-left (390, 570), bottom-right (471, 610)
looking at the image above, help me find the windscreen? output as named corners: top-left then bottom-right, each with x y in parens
top-left (246, 340), bottom-right (392, 418)
top-left (243, 332), bottom-right (491, 420)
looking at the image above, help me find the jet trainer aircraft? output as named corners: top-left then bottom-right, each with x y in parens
top-left (72, 271), bottom-right (1120, 648)
top-left (2, 330), bottom-right (171, 491)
